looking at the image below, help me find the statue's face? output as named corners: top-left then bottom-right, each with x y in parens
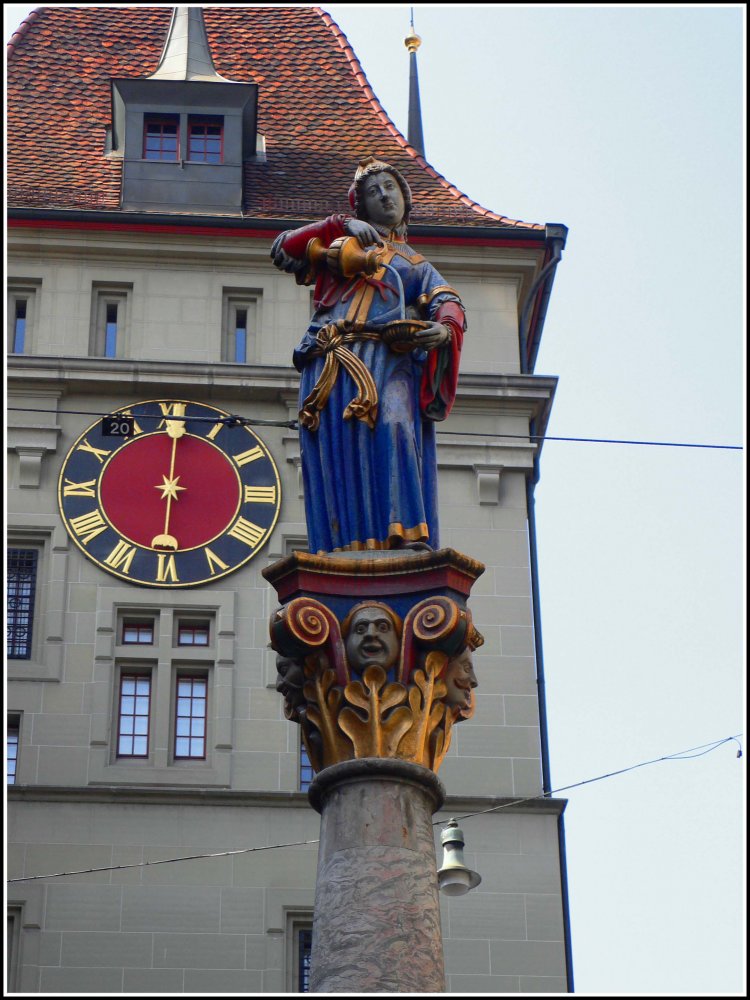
top-left (361, 171), bottom-right (405, 229)
top-left (444, 648), bottom-right (478, 710)
top-left (345, 606), bottom-right (400, 672)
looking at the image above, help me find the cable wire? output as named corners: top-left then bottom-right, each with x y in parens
top-left (7, 733), bottom-right (741, 883)
top-left (7, 407), bottom-right (742, 450)
top-left (7, 406), bottom-right (297, 430)
top-left (441, 734), bottom-right (743, 826)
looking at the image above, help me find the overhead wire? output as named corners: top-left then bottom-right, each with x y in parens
top-left (442, 734), bottom-right (744, 825)
top-left (6, 406), bottom-right (743, 450)
top-left (7, 733), bottom-right (741, 884)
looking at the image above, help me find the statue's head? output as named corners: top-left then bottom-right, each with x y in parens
top-left (341, 601), bottom-right (402, 674)
top-left (350, 156), bottom-right (412, 229)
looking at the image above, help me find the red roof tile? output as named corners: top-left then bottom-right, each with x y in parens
top-left (7, 6), bottom-right (542, 230)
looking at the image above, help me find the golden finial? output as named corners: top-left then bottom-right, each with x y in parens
top-left (405, 29), bottom-right (421, 53)
top-left (405, 8), bottom-right (421, 53)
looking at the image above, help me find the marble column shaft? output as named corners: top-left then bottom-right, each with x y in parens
top-left (308, 759), bottom-right (446, 994)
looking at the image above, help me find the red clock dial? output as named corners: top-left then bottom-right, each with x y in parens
top-left (100, 434), bottom-right (241, 550)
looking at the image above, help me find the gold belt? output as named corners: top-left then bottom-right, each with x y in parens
top-left (299, 321), bottom-right (381, 432)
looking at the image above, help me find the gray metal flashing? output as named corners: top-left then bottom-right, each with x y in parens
top-left (147, 6), bottom-right (232, 83)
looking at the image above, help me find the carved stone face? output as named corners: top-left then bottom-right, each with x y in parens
top-left (275, 655), bottom-right (306, 710)
top-left (345, 606), bottom-right (400, 673)
top-left (444, 648), bottom-right (478, 710)
top-left (361, 170), bottom-right (406, 229)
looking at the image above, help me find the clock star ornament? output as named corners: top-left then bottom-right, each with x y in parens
top-left (154, 475), bottom-right (186, 503)
top-left (58, 400), bottom-right (282, 587)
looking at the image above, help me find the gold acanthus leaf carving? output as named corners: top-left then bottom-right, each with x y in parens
top-left (430, 707), bottom-right (455, 774)
top-left (339, 666), bottom-right (412, 759)
top-left (303, 660), bottom-right (353, 769)
top-left (397, 650), bottom-right (449, 768)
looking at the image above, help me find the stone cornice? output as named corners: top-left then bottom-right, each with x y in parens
top-left (7, 783), bottom-right (566, 815)
top-left (7, 353), bottom-right (555, 401)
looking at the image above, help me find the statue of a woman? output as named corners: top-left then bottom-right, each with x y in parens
top-left (271, 156), bottom-right (466, 554)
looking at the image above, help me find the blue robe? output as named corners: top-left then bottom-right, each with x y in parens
top-left (285, 218), bottom-right (462, 553)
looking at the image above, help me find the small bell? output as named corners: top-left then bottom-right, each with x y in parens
top-left (437, 819), bottom-right (481, 896)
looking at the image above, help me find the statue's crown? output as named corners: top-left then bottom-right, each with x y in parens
top-left (354, 155), bottom-right (393, 183)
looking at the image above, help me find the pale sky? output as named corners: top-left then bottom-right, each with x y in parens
top-left (5, 4), bottom-right (746, 995)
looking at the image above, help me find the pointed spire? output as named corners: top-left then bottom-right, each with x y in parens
top-left (404, 9), bottom-right (425, 158)
top-left (148, 7), bottom-right (229, 83)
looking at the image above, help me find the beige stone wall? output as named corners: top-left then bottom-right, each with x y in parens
top-left (7, 230), bottom-right (541, 373)
top-left (7, 795), bottom-right (566, 993)
top-left (7, 225), bottom-right (566, 992)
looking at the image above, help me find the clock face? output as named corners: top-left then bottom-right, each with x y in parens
top-left (58, 399), bottom-right (282, 587)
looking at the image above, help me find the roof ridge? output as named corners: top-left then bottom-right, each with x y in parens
top-left (314, 6), bottom-right (540, 231)
top-left (6, 6), bottom-right (42, 56)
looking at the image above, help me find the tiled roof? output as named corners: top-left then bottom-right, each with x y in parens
top-left (7, 6), bottom-right (542, 230)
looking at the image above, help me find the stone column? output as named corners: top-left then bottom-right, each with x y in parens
top-left (307, 758), bottom-right (446, 994)
top-left (264, 550), bottom-right (485, 992)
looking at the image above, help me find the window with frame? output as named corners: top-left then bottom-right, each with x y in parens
top-left (90, 283), bottom-right (131, 359)
top-left (300, 738), bottom-right (314, 792)
top-left (7, 549), bottom-right (38, 660)
top-left (122, 620), bottom-right (155, 645)
top-left (7, 281), bottom-right (41, 355)
top-left (7, 906), bottom-right (22, 992)
top-left (298, 926), bottom-right (313, 993)
top-left (11, 299), bottom-right (27, 353)
top-left (177, 621), bottom-right (210, 647)
top-left (174, 675), bottom-right (207, 759)
top-left (187, 115), bottom-right (223, 163)
top-left (286, 915), bottom-right (314, 993)
top-left (7, 719), bottom-right (20, 784)
top-left (222, 291), bottom-right (259, 364)
top-left (143, 114), bottom-right (179, 161)
top-left (116, 673), bottom-right (152, 758)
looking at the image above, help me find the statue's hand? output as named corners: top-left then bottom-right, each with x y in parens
top-left (345, 218), bottom-right (385, 249)
top-left (413, 322), bottom-right (451, 351)
top-left (270, 234), bottom-right (304, 274)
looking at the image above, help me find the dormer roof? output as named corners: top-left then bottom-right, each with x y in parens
top-left (7, 6), bottom-right (542, 230)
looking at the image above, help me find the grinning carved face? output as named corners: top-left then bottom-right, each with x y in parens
top-left (344, 605), bottom-right (400, 673)
top-left (443, 647), bottom-right (478, 711)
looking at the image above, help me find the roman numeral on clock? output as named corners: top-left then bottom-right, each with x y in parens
top-left (104, 540), bottom-right (137, 573)
top-left (204, 547), bottom-right (229, 575)
top-left (69, 509), bottom-right (108, 545)
top-left (228, 517), bottom-right (265, 548)
top-left (63, 479), bottom-right (97, 497)
top-left (233, 445), bottom-right (264, 467)
top-left (155, 553), bottom-right (179, 583)
top-left (244, 486), bottom-right (277, 503)
top-left (76, 439), bottom-right (111, 464)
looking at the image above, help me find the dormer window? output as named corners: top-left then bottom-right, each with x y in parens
top-left (188, 116), bottom-right (223, 163)
top-left (111, 10), bottom-right (257, 214)
top-left (143, 114), bottom-right (179, 161)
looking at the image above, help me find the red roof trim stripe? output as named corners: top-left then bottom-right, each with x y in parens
top-left (7, 216), bottom-right (544, 249)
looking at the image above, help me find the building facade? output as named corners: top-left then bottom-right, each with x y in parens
top-left (7, 6), bottom-right (571, 993)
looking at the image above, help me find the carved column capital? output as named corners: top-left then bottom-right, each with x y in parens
top-left (266, 550), bottom-right (485, 777)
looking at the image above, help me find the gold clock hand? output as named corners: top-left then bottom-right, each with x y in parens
top-left (152, 405), bottom-right (187, 549)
